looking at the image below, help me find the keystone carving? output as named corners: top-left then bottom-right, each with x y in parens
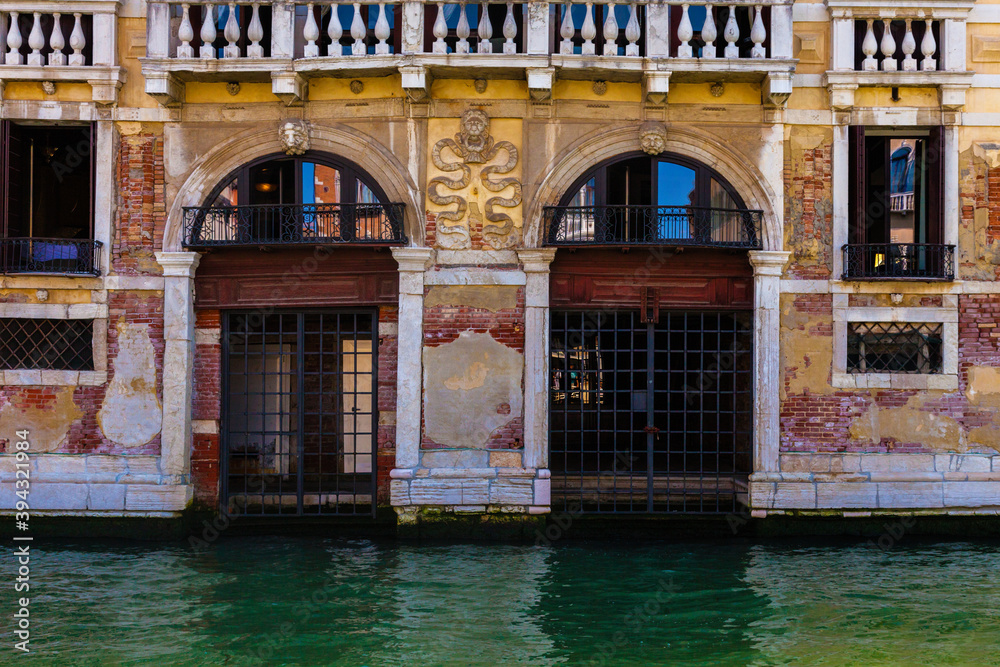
top-left (278, 119), bottom-right (310, 156)
top-left (427, 109), bottom-right (522, 250)
top-left (639, 121), bottom-right (668, 156)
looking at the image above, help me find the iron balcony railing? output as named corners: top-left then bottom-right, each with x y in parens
top-left (0, 238), bottom-right (102, 276)
top-left (544, 205), bottom-right (762, 248)
top-left (842, 243), bottom-right (955, 281)
top-left (183, 202), bottom-right (407, 247)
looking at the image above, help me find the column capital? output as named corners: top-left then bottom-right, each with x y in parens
top-left (517, 248), bottom-right (557, 272)
top-left (748, 250), bottom-right (791, 277)
top-left (392, 247), bottom-right (435, 272)
top-left (155, 251), bottom-right (201, 278)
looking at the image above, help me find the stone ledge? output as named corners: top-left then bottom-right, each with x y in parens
top-left (780, 452), bottom-right (998, 474)
top-left (752, 479), bottom-right (1000, 511)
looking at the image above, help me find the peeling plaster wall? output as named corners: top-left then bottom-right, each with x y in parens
top-left (959, 145), bottom-right (1000, 280)
top-left (784, 129), bottom-right (833, 279)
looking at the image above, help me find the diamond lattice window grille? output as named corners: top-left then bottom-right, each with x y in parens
top-left (0, 319), bottom-right (94, 371)
top-left (847, 322), bottom-right (943, 374)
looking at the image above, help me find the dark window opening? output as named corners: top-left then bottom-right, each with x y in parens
top-left (546, 152), bottom-right (760, 247)
top-left (846, 127), bottom-right (951, 280)
top-left (0, 122), bottom-right (98, 275)
top-left (0, 319), bottom-right (94, 371)
top-left (186, 153), bottom-right (405, 246)
top-left (847, 322), bottom-right (943, 374)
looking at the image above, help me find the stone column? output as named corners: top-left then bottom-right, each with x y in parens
top-left (391, 248), bottom-right (434, 472)
top-left (518, 249), bottom-right (556, 471)
top-left (748, 250), bottom-right (789, 477)
top-left (831, 122), bottom-right (849, 278)
top-left (155, 251), bottom-right (201, 479)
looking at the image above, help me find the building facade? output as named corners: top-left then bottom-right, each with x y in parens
top-left (0, 0), bottom-right (998, 525)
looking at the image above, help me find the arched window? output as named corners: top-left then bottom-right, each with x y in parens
top-left (185, 153), bottom-right (404, 247)
top-left (547, 152), bottom-right (759, 248)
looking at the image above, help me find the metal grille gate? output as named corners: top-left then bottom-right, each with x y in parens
top-left (550, 310), bottom-right (753, 514)
top-left (222, 310), bottom-right (377, 516)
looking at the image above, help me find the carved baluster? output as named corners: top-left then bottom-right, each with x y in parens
top-left (328, 4), bottom-right (344, 56)
top-left (901, 18), bottom-right (916, 71)
top-left (350, 3), bottom-right (366, 56)
top-left (879, 19), bottom-right (896, 71)
top-left (861, 18), bottom-right (877, 71)
top-left (223, 2), bottom-right (241, 59)
top-left (49, 13), bottom-right (66, 66)
top-left (27, 11), bottom-right (44, 65)
top-left (677, 4), bottom-right (692, 58)
top-left (5, 11), bottom-right (22, 65)
top-left (624, 3), bottom-right (640, 57)
top-left (701, 4), bottom-right (716, 59)
top-left (602, 2), bottom-right (618, 56)
top-left (200, 3), bottom-right (217, 59)
top-left (303, 3), bottom-right (320, 57)
top-left (247, 2), bottom-right (264, 57)
top-left (750, 5), bottom-right (765, 58)
top-left (375, 2), bottom-right (391, 54)
top-left (177, 4), bottom-right (194, 58)
top-left (723, 6), bottom-right (739, 58)
top-left (581, 2), bottom-right (596, 55)
top-left (456, 2), bottom-right (471, 53)
top-left (921, 19), bottom-right (936, 71)
top-left (69, 12), bottom-right (86, 65)
top-left (559, 3), bottom-right (574, 54)
top-left (433, 2), bottom-right (448, 53)
top-left (502, 1), bottom-right (516, 54)
top-left (478, 2), bottom-right (493, 53)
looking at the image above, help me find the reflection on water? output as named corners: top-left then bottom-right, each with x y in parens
top-left (3, 538), bottom-right (999, 666)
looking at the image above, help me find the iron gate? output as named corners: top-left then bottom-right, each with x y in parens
top-left (550, 310), bottom-right (753, 514)
top-left (222, 310), bottom-right (377, 516)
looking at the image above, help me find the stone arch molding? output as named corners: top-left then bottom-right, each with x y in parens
top-left (163, 122), bottom-right (423, 251)
top-left (523, 123), bottom-right (783, 251)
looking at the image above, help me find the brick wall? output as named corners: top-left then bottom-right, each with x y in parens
top-left (377, 306), bottom-right (398, 504)
top-left (191, 309), bottom-right (222, 508)
top-left (113, 132), bottom-right (165, 276)
top-left (784, 141), bottom-right (833, 280)
top-left (780, 293), bottom-right (1000, 455)
top-left (421, 285), bottom-right (525, 450)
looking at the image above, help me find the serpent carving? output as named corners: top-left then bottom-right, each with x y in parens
top-left (427, 109), bottom-right (522, 249)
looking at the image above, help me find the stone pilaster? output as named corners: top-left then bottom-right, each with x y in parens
top-left (391, 247), bottom-right (434, 473)
top-left (155, 251), bottom-right (200, 485)
top-left (518, 249), bottom-right (556, 471)
top-left (748, 251), bottom-right (790, 482)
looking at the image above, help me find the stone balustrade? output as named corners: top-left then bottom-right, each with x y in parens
top-left (0, 1), bottom-right (124, 103)
top-left (825, 0), bottom-right (975, 112)
top-left (142, 0), bottom-right (796, 106)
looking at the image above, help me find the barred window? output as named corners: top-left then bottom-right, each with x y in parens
top-left (0, 319), bottom-right (94, 371)
top-left (847, 322), bottom-right (943, 374)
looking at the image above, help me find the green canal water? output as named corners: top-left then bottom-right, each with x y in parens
top-left (3, 537), bottom-right (1000, 666)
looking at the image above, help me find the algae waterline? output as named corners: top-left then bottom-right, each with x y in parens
top-left (3, 538), bottom-right (998, 665)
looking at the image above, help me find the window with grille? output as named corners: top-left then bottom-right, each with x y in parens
top-left (0, 319), bottom-right (94, 371)
top-left (847, 322), bottom-right (943, 374)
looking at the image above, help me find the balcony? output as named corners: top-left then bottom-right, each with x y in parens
top-left (825, 0), bottom-right (974, 111)
top-left (141, 0), bottom-right (795, 106)
top-left (842, 243), bottom-right (955, 281)
top-left (0, 1), bottom-right (125, 104)
top-left (183, 202), bottom-right (407, 248)
top-left (544, 205), bottom-right (762, 249)
top-left (0, 238), bottom-right (102, 276)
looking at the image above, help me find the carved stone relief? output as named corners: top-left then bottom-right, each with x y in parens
top-left (427, 110), bottom-right (522, 250)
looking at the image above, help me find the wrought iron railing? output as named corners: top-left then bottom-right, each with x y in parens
top-left (0, 238), bottom-right (102, 276)
top-left (544, 205), bottom-right (762, 248)
top-left (842, 243), bottom-right (954, 281)
top-left (183, 202), bottom-right (407, 247)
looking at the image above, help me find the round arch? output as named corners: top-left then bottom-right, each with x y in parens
top-left (523, 124), bottom-right (783, 251)
top-left (162, 122), bottom-right (423, 251)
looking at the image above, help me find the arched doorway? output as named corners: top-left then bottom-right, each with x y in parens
top-left (189, 151), bottom-right (407, 517)
top-left (546, 152), bottom-right (757, 514)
